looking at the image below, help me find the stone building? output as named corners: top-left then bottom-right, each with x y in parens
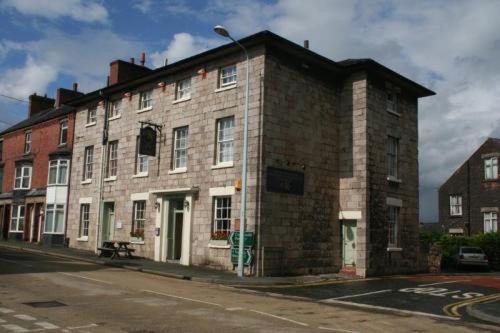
top-left (0, 86), bottom-right (83, 244)
top-left (439, 138), bottom-right (499, 235)
top-left (66, 31), bottom-right (434, 277)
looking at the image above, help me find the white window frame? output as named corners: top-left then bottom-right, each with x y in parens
top-left (216, 117), bottom-right (234, 165)
top-left (24, 131), bottom-right (32, 154)
top-left (135, 137), bottom-right (149, 176)
top-left (387, 205), bottom-right (399, 247)
top-left (176, 78), bottom-right (191, 100)
top-left (484, 157), bottom-right (498, 180)
top-left (173, 127), bottom-right (188, 170)
top-left (10, 205), bottom-right (25, 232)
top-left (132, 201), bottom-right (146, 233)
top-left (484, 212), bottom-right (498, 233)
top-left (387, 136), bottom-right (399, 179)
top-left (220, 64), bottom-right (237, 87)
top-left (87, 107), bottom-right (97, 124)
top-left (83, 146), bottom-right (94, 181)
top-left (213, 197), bottom-right (231, 233)
top-left (79, 204), bottom-right (90, 238)
top-left (386, 90), bottom-right (398, 114)
top-left (138, 90), bottom-right (153, 111)
top-left (59, 119), bottom-right (68, 145)
top-left (109, 99), bottom-right (122, 119)
top-left (450, 195), bottom-right (462, 216)
top-left (44, 204), bottom-right (65, 234)
top-left (14, 165), bottom-right (32, 190)
top-left (48, 159), bottom-right (69, 185)
top-left (106, 141), bottom-right (118, 178)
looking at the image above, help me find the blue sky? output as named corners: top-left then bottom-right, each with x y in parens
top-left (1, 0), bottom-right (499, 222)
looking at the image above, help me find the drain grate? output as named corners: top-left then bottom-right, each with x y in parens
top-left (23, 301), bottom-right (67, 308)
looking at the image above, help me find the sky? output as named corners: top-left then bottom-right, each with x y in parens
top-left (0, 0), bottom-right (499, 222)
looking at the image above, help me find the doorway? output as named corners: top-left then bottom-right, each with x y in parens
top-left (341, 220), bottom-right (357, 267)
top-left (102, 202), bottom-right (115, 243)
top-left (166, 198), bottom-right (184, 261)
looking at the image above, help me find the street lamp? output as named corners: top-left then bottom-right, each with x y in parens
top-left (214, 25), bottom-right (249, 278)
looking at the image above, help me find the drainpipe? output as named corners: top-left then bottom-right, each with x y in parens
top-left (467, 160), bottom-right (471, 236)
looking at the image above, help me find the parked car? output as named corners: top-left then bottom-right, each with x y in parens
top-left (454, 246), bottom-right (489, 269)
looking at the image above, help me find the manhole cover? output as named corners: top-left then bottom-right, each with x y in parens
top-left (23, 301), bottom-right (67, 308)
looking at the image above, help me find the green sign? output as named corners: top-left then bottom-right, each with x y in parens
top-left (231, 248), bottom-right (253, 266)
top-left (229, 231), bottom-right (254, 248)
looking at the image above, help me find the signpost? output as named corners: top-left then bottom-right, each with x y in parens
top-left (230, 231), bottom-right (254, 266)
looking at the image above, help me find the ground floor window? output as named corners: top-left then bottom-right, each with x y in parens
top-left (213, 197), bottom-right (231, 236)
top-left (79, 204), bottom-right (90, 238)
top-left (10, 205), bottom-right (25, 232)
top-left (387, 206), bottom-right (399, 247)
top-left (45, 204), bottom-right (65, 234)
top-left (131, 201), bottom-right (146, 239)
top-left (484, 212), bottom-right (498, 233)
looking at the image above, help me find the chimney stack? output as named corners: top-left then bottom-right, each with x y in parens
top-left (108, 57), bottom-right (152, 86)
top-left (130, 57), bottom-right (135, 64)
top-left (140, 52), bottom-right (145, 66)
top-left (303, 40), bottom-right (309, 49)
top-left (28, 93), bottom-right (54, 118)
top-left (55, 84), bottom-right (84, 108)
top-left (73, 82), bottom-right (78, 92)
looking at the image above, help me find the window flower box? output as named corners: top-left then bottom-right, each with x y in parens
top-left (130, 229), bottom-right (144, 243)
top-left (209, 231), bottom-right (230, 248)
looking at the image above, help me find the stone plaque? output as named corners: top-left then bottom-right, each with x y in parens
top-left (266, 167), bottom-right (304, 195)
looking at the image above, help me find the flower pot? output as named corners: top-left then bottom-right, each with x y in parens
top-left (130, 237), bottom-right (143, 243)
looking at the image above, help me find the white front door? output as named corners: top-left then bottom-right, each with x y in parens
top-left (342, 220), bottom-right (357, 266)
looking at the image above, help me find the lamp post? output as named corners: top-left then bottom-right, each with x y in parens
top-left (214, 25), bottom-right (249, 278)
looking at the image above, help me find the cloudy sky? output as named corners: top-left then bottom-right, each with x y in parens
top-left (0, 0), bottom-right (499, 221)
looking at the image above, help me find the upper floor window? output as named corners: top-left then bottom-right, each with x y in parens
top-left (44, 204), bottom-right (65, 234)
top-left (14, 165), bottom-right (31, 190)
top-left (87, 106), bottom-right (97, 124)
top-left (484, 157), bottom-right (498, 180)
top-left (106, 141), bottom-right (118, 178)
top-left (173, 127), bottom-right (188, 170)
top-left (109, 99), bottom-right (122, 119)
top-left (387, 206), bottom-right (399, 247)
top-left (220, 64), bottom-right (237, 87)
top-left (484, 212), bottom-right (498, 233)
top-left (176, 78), bottom-right (191, 100)
top-left (79, 204), bottom-right (90, 238)
top-left (213, 197), bottom-right (231, 234)
top-left (10, 205), bottom-right (25, 232)
top-left (135, 137), bottom-right (148, 175)
top-left (24, 131), bottom-right (32, 154)
top-left (139, 90), bottom-right (153, 110)
top-left (387, 136), bottom-right (399, 179)
top-left (0, 139), bottom-right (3, 161)
top-left (59, 119), bottom-right (68, 145)
top-left (48, 159), bottom-right (69, 185)
top-left (386, 90), bottom-right (398, 114)
top-left (83, 146), bottom-right (94, 181)
top-left (216, 117), bottom-right (234, 165)
top-left (450, 195), bottom-right (462, 216)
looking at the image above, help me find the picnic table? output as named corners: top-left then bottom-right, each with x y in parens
top-left (98, 240), bottom-right (135, 259)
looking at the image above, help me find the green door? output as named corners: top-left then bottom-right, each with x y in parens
top-left (342, 220), bottom-right (357, 266)
top-left (102, 202), bottom-right (115, 242)
top-left (167, 199), bottom-right (184, 260)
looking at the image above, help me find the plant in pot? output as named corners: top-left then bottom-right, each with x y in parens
top-left (209, 230), bottom-right (229, 246)
top-left (130, 229), bottom-right (144, 242)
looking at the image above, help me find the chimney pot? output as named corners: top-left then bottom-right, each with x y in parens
top-left (140, 52), bottom-right (145, 66)
top-left (304, 40), bottom-right (309, 49)
top-left (130, 57), bottom-right (135, 64)
top-left (164, 58), bottom-right (168, 66)
top-left (73, 82), bottom-right (78, 92)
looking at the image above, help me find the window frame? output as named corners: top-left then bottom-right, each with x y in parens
top-left (0, 138), bottom-right (4, 162)
top-left (216, 117), bottom-right (235, 165)
top-left (138, 90), bottom-right (153, 111)
top-left (109, 99), bottom-right (122, 119)
top-left (44, 204), bottom-right (65, 234)
top-left (386, 90), bottom-right (399, 115)
top-left (387, 205), bottom-right (399, 247)
top-left (79, 204), bottom-right (90, 238)
top-left (87, 106), bottom-right (97, 124)
top-left (484, 212), bottom-right (498, 233)
top-left (106, 141), bottom-right (118, 178)
top-left (83, 146), bottom-right (94, 181)
top-left (59, 118), bottom-right (68, 145)
top-left (24, 131), bottom-right (32, 154)
top-left (213, 197), bottom-right (232, 234)
top-left (132, 201), bottom-right (146, 235)
top-left (219, 64), bottom-right (237, 87)
top-left (14, 164), bottom-right (32, 190)
top-left (176, 78), bottom-right (191, 100)
top-left (449, 195), bottom-right (463, 216)
top-left (135, 137), bottom-right (149, 176)
top-left (173, 126), bottom-right (188, 170)
top-left (387, 136), bottom-right (399, 179)
top-left (47, 159), bottom-right (69, 186)
top-left (484, 157), bottom-right (498, 180)
top-left (10, 204), bottom-right (25, 233)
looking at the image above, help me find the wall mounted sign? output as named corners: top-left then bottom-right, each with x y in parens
top-left (139, 126), bottom-right (157, 156)
top-left (266, 167), bottom-right (304, 195)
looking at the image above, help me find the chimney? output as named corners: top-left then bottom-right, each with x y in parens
top-left (55, 84), bottom-right (84, 108)
top-left (164, 58), bottom-right (168, 66)
top-left (108, 58), bottom-right (152, 86)
top-left (140, 52), bottom-right (146, 66)
top-left (28, 93), bottom-right (55, 118)
top-left (303, 40), bottom-right (309, 49)
top-left (130, 57), bottom-right (135, 64)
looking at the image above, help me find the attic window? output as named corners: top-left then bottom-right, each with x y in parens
top-left (386, 90), bottom-right (399, 115)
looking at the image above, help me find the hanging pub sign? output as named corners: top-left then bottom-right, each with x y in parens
top-left (139, 126), bottom-right (157, 156)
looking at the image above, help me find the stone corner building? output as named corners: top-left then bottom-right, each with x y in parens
top-left (439, 137), bottom-right (499, 235)
top-left (66, 31), bottom-right (434, 277)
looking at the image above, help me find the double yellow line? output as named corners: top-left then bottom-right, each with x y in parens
top-left (443, 293), bottom-right (500, 317)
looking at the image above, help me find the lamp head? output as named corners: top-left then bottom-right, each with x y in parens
top-left (214, 25), bottom-right (230, 38)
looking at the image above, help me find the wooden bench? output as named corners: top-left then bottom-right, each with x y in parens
top-left (98, 247), bottom-right (118, 259)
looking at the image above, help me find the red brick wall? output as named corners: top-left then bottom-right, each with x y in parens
top-left (1, 112), bottom-right (75, 192)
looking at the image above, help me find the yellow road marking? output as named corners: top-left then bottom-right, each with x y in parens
top-left (443, 293), bottom-right (500, 317)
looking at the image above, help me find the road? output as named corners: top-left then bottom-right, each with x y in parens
top-left (0, 247), bottom-right (498, 333)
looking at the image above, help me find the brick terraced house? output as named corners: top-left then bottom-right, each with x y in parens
top-left (0, 86), bottom-right (83, 245)
top-left (439, 138), bottom-right (499, 235)
top-left (64, 30), bottom-right (434, 277)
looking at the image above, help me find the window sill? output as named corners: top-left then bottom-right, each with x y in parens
top-left (104, 176), bottom-right (117, 182)
top-left (9, 231), bottom-right (23, 233)
top-left (130, 240), bottom-right (145, 245)
top-left (172, 97), bottom-right (191, 104)
top-left (387, 176), bottom-right (402, 183)
top-left (108, 115), bottom-right (121, 121)
top-left (47, 183), bottom-right (68, 187)
top-left (85, 122), bottom-right (96, 128)
top-left (81, 179), bottom-right (92, 185)
top-left (386, 110), bottom-right (401, 117)
top-left (168, 168), bottom-right (187, 175)
top-left (14, 188), bottom-right (30, 191)
top-left (137, 106), bottom-right (153, 113)
top-left (58, 143), bottom-right (67, 148)
top-left (387, 247), bottom-right (403, 252)
top-left (215, 84), bottom-right (237, 93)
top-left (132, 173), bottom-right (148, 178)
top-left (450, 215), bottom-right (463, 218)
top-left (211, 162), bottom-right (234, 170)
top-left (76, 237), bottom-right (88, 242)
top-left (208, 240), bottom-right (231, 249)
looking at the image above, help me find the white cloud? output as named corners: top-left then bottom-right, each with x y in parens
top-left (150, 33), bottom-right (221, 68)
top-left (1, 0), bottom-right (108, 23)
